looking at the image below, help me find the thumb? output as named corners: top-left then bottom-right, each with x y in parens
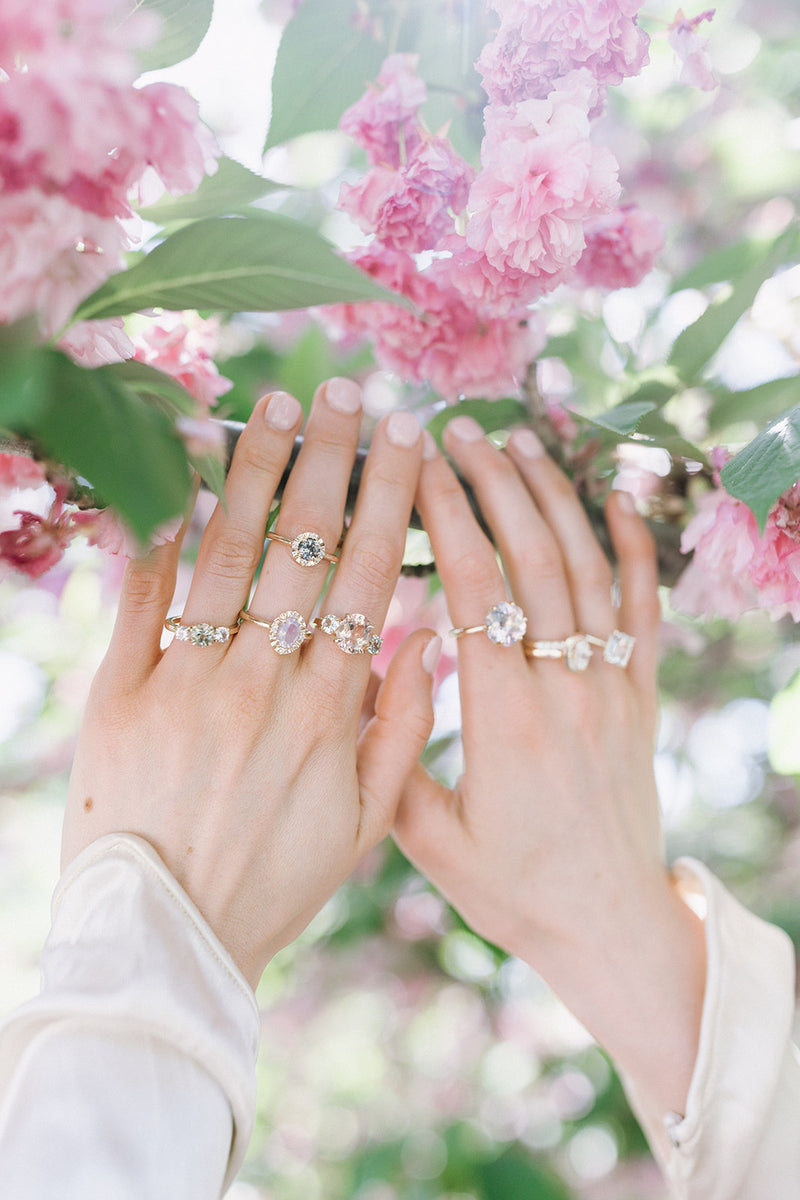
top-left (356, 630), bottom-right (441, 844)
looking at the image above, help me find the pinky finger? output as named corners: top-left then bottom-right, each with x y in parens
top-left (604, 490), bottom-right (661, 693)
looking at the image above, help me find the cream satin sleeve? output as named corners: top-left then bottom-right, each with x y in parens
top-left (0, 834), bottom-right (260, 1200)
top-left (625, 856), bottom-right (800, 1199)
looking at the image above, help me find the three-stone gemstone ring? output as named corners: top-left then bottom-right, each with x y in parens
top-left (164, 616), bottom-right (241, 647)
top-left (523, 630), bottom-right (635, 671)
top-left (311, 613), bottom-right (383, 655)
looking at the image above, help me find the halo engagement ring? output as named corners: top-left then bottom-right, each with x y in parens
top-left (312, 613), bottom-right (383, 655)
top-left (238, 607), bottom-right (313, 655)
top-left (523, 630), bottom-right (635, 671)
top-left (164, 616), bottom-right (240, 647)
top-left (449, 601), bottom-right (527, 647)
top-left (264, 529), bottom-right (339, 568)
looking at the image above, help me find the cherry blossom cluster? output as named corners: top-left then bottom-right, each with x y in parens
top-left (0, 0), bottom-right (218, 339)
top-left (672, 451), bottom-right (800, 623)
top-left (327, 2), bottom-right (665, 400)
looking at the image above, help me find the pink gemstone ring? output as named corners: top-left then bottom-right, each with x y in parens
top-left (238, 607), bottom-right (312, 654)
top-left (312, 612), bottom-right (382, 655)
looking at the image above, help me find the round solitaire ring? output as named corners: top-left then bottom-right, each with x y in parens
top-left (312, 612), bottom-right (383, 655)
top-left (450, 601), bottom-right (527, 647)
top-left (238, 607), bottom-right (312, 654)
top-left (264, 529), bottom-right (339, 567)
top-left (164, 616), bottom-right (240, 647)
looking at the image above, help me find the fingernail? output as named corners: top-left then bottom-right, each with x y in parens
top-left (615, 488), bottom-right (636, 515)
top-left (446, 416), bottom-right (484, 442)
top-left (386, 411), bottom-right (421, 447)
top-left (325, 377), bottom-right (362, 414)
top-left (421, 634), bottom-right (442, 676)
top-left (264, 391), bottom-right (301, 430)
top-left (511, 428), bottom-right (545, 458)
top-left (422, 430), bottom-right (439, 461)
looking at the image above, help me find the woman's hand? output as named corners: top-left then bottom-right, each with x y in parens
top-left (394, 417), bottom-right (706, 1120)
top-left (63, 380), bottom-right (438, 990)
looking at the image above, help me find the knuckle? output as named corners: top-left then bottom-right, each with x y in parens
top-left (204, 528), bottom-right (262, 582)
top-left (446, 545), bottom-right (496, 595)
top-left (121, 563), bottom-right (172, 616)
top-left (346, 532), bottom-right (400, 594)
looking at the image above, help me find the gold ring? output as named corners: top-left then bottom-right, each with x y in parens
top-left (238, 607), bottom-right (312, 654)
top-left (450, 601), bottom-right (527, 647)
top-left (164, 615), bottom-right (240, 647)
top-left (264, 529), bottom-right (339, 567)
top-left (523, 630), bottom-right (634, 671)
top-left (311, 613), bottom-right (382, 655)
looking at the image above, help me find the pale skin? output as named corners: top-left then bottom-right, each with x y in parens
top-left (395, 414), bottom-right (707, 1139)
top-left (62, 385), bottom-right (706, 1146)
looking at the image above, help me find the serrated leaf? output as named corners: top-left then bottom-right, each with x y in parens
top-left (426, 398), bottom-right (529, 443)
top-left (132, 0), bottom-right (214, 72)
top-left (74, 214), bottom-right (406, 320)
top-left (11, 351), bottom-right (191, 541)
top-left (583, 399), bottom-right (657, 435)
top-left (265, 0), bottom-right (385, 151)
top-left (707, 376), bottom-right (800, 434)
top-left (138, 158), bottom-right (283, 227)
top-left (720, 404), bottom-right (800, 531)
top-left (668, 226), bottom-right (800, 383)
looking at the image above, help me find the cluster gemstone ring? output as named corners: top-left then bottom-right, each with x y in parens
top-left (312, 613), bottom-right (383, 655)
top-left (238, 607), bottom-right (312, 654)
top-left (264, 529), bottom-right (339, 567)
top-left (524, 629), bottom-right (635, 671)
top-left (449, 601), bottom-right (527, 647)
top-left (164, 616), bottom-right (240, 647)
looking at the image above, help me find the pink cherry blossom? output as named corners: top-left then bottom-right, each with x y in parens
top-left (0, 486), bottom-right (75, 579)
top-left (435, 236), bottom-right (549, 320)
top-left (576, 204), bottom-right (665, 289)
top-left (339, 53), bottom-right (426, 167)
top-left (477, 0), bottom-right (650, 106)
top-left (466, 74), bottom-right (621, 280)
top-left (71, 507), bottom-right (183, 557)
top-left (0, 453), bottom-right (47, 491)
top-left (58, 318), bottom-right (135, 366)
top-left (132, 313), bottom-right (233, 410)
top-left (669, 9), bottom-right (718, 92)
top-left (338, 136), bottom-right (474, 253)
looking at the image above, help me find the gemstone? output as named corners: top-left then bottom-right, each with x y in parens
top-left (320, 614), bottom-right (340, 635)
top-left (564, 634), bottom-right (593, 672)
top-left (176, 625), bottom-right (191, 642)
top-left (367, 633), bottom-right (383, 655)
top-left (214, 626), bottom-right (231, 644)
top-left (335, 613), bottom-right (372, 654)
top-left (604, 630), bottom-right (635, 667)
top-left (190, 623), bottom-right (217, 647)
top-left (485, 601), bottom-right (527, 646)
top-left (292, 531), bottom-right (326, 567)
top-left (269, 610), bottom-right (307, 654)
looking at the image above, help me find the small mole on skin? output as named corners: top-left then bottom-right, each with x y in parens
top-left (186, 846), bottom-right (193, 855)
top-left (84, 797), bottom-right (94, 813)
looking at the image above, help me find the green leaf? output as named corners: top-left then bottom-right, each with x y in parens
top-left (10, 351), bottom-right (191, 541)
top-left (137, 157), bottom-right (283, 227)
top-left (720, 403), bottom-right (800, 530)
top-left (769, 670), bottom-right (800, 776)
top-left (478, 1147), bottom-right (573, 1200)
top-left (133, 0), bottom-right (214, 72)
top-left (74, 214), bottom-right (406, 320)
top-left (0, 342), bottom-right (52, 429)
top-left (582, 399), bottom-right (657, 436)
top-left (426, 398), bottom-right (529, 443)
top-left (670, 235), bottom-right (789, 292)
top-left (706, 376), bottom-right (800, 434)
top-left (265, 0), bottom-right (385, 151)
top-left (668, 226), bottom-right (800, 384)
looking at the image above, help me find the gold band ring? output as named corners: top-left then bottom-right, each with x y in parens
top-left (311, 613), bottom-right (383, 655)
top-left (523, 630), bottom-right (635, 671)
top-left (450, 601), bottom-right (527, 647)
top-left (164, 615), bottom-right (240, 647)
top-left (239, 607), bottom-right (313, 654)
top-left (264, 529), bottom-right (339, 567)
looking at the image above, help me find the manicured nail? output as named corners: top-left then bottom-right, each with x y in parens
top-left (264, 391), bottom-right (301, 430)
top-left (615, 488), bottom-right (636, 515)
top-left (446, 415), bottom-right (484, 442)
top-left (422, 430), bottom-right (439, 461)
top-left (511, 428), bottom-right (545, 458)
top-left (386, 411), bottom-right (421, 447)
top-left (325, 377), bottom-right (362, 414)
top-left (421, 634), bottom-right (442, 676)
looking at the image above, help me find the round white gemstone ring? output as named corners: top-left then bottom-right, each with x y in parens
top-left (449, 601), bottom-right (527, 647)
top-left (164, 615), bottom-right (240, 646)
top-left (264, 528), bottom-right (339, 567)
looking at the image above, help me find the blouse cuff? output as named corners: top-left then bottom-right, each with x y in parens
top-left (0, 833), bottom-right (260, 1191)
top-left (627, 856), bottom-right (796, 1197)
